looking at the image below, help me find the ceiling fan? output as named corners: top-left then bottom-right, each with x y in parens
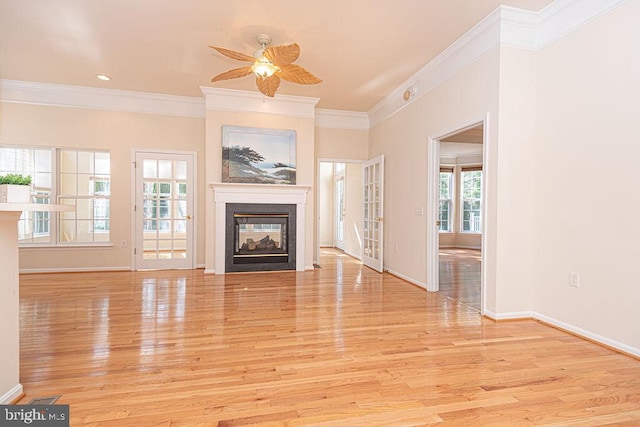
top-left (209, 34), bottom-right (322, 97)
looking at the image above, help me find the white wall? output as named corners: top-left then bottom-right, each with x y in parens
top-left (318, 162), bottom-right (334, 246)
top-left (344, 162), bottom-right (363, 259)
top-left (533, 0), bottom-right (640, 349)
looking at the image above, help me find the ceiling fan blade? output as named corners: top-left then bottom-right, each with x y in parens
top-left (263, 43), bottom-right (300, 66)
top-left (209, 45), bottom-right (256, 63)
top-left (277, 64), bottom-right (322, 85)
top-left (256, 75), bottom-right (281, 97)
top-left (211, 66), bottom-right (253, 83)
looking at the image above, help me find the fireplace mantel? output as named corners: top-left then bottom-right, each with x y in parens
top-left (210, 183), bottom-right (310, 274)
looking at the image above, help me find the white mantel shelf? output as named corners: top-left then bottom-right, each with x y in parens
top-left (209, 182), bottom-right (310, 274)
top-left (210, 182), bottom-right (311, 193)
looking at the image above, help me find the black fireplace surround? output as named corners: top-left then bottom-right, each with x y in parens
top-left (225, 203), bottom-right (296, 272)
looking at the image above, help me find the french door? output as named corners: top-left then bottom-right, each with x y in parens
top-left (334, 172), bottom-right (345, 250)
top-left (362, 155), bottom-right (384, 272)
top-left (134, 151), bottom-right (195, 270)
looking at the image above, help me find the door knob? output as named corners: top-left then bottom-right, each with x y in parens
top-left (186, 215), bottom-right (192, 220)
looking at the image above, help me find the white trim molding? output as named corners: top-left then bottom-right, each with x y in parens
top-left (200, 87), bottom-right (319, 118)
top-left (0, 384), bottom-right (23, 405)
top-left (535, 313), bottom-right (640, 358)
top-left (483, 310), bottom-right (640, 358)
top-left (315, 109), bottom-right (369, 130)
top-left (385, 268), bottom-right (427, 291)
top-left (368, 0), bottom-right (630, 126)
top-left (0, 79), bottom-right (205, 118)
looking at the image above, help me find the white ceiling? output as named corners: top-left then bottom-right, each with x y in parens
top-left (0, 0), bottom-right (553, 112)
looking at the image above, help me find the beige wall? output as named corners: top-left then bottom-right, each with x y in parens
top-left (315, 127), bottom-right (369, 160)
top-left (318, 162), bottom-right (334, 246)
top-left (0, 102), bottom-right (206, 270)
top-left (493, 46), bottom-right (538, 313)
top-left (344, 162), bottom-right (363, 259)
top-left (204, 109), bottom-right (316, 271)
top-left (369, 49), bottom-right (502, 309)
top-left (532, 0), bottom-right (640, 348)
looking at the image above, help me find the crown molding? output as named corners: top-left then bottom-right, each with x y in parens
top-left (368, 0), bottom-right (629, 127)
top-left (315, 109), bottom-right (369, 130)
top-left (368, 7), bottom-right (502, 127)
top-left (200, 87), bottom-right (319, 118)
top-left (535, 0), bottom-right (629, 49)
top-left (0, 79), bottom-right (205, 118)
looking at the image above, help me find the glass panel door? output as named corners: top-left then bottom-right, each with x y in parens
top-left (362, 155), bottom-right (384, 272)
top-left (135, 151), bottom-right (194, 270)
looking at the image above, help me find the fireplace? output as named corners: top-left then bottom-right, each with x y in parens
top-left (211, 183), bottom-right (310, 274)
top-left (225, 203), bottom-right (296, 272)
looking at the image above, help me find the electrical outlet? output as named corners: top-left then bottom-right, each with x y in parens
top-left (569, 272), bottom-right (580, 287)
top-left (121, 240), bottom-right (127, 247)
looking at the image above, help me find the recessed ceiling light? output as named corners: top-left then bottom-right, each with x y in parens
top-left (96, 74), bottom-right (111, 81)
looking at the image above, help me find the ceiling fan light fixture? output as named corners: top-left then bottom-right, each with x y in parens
top-left (251, 58), bottom-right (279, 79)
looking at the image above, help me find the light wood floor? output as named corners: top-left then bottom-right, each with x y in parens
top-left (17, 248), bottom-right (640, 426)
top-left (439, 248), bottom-right (481, 311)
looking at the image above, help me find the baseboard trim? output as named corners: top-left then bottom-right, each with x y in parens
top-left (203, 269), bottom-right (215, 275)
top-left (1, 384), bottom-right (23, 404)
top-left (483, 310), bottom-right (535, 321)
top-left (20, 266), bottom-right (130, 274)
top-left (482, 310), bottom-right (640, 359)
top-left (534, 313), bottom-right (640, 360)
top-left (385, 268), bottom-right (427, 290)
top-left (344, 250), bottom-right (362, 261)
top-left (439, 245), bottom-right (481, 250)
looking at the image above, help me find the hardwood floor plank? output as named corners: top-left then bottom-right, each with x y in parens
top-left (16, 248), bottom-right (640, 425)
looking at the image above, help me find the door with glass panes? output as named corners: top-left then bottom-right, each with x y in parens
top-left (135, 151), bottom-right (195, 269)
top-left (362, 155), bottom-right (384, 272)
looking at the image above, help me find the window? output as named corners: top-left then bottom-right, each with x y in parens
top-left (438, 167), bottom-right (453, 232)
top-left (0, 147), bottom-right (53, 243)
top-left (58, 150), bottom-right (111, 243)
top-left (0, 146), bottom-right (111, 245)
top-left (461, 167), bottom-right (482, 232)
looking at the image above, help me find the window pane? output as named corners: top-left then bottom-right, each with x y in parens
top-left (461, 170), bottom-right (482, 232)
top-left (143, 160), bottom-right (157, 179)
top-left (58, 150), bottom-right (110, 243)
top-left (159, 160), bottom-right (172, 179)
top-left (60, 150), bottom-right (77, 173)
top-left (95, 152), bottom-right (110, 174)
top-left (77, 151), bottom-right (93, 174)
top-left (0, 147), bottom-right (53, 243)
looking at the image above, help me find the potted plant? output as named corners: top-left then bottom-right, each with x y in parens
top-left (0, 173), bottom-right (32, 203)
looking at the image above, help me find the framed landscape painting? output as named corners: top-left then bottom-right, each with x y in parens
top-left (222, 125), bottom-right (297, 185)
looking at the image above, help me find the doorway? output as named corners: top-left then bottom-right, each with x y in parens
top-left (427, 120), bottom-right (487, 312)
top-left (316, 160), bottom-right (363, 266)
top-left (132, 150), bottom-right (196, 270)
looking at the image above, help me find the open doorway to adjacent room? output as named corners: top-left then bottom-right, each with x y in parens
top-left (437, 124), bottom-right (484, 311)
top-left (316, 160), bottom-right (364, 266)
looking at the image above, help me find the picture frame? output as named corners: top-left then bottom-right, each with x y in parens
top-left (222, 125), bottom-right (297, 185)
